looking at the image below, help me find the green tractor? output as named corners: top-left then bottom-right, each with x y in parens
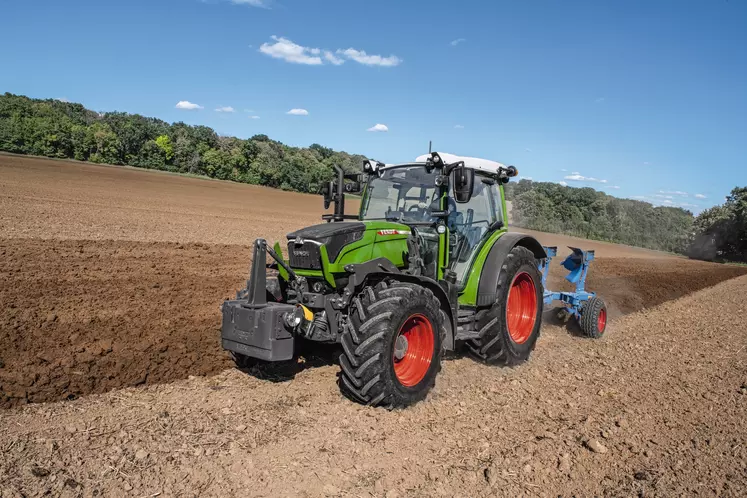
top-left (221, 152), bottom-right (585, 408)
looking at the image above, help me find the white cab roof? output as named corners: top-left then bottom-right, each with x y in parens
top-left (415, 152), bottom-right (508, 175)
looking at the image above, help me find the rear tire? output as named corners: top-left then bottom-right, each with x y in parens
top-left (579, 297), bottom-right (607, 339)
top-left (338, 281), bottom-right (444, 408)
top-left (467, 246), bottom-right (543, 365)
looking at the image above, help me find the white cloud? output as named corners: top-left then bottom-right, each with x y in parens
top-left (323, 50), bottom-right (345, 65)
top-left (564, 174), bottom-right (608, 183)
top-left (230, 0), bottom-right (269, 8)
top-left (654, 194), bottom-right (674, 199)
top-left (259, 36), bottom-right (401, 67)
top-left (595, 97), bottom-right (605, 103)
top-left (559, 181), bottom-right (568, 186)
top-left (560, 168), bottom-right (568, 172)
top-left (524, 148), bottom-right (532, 152)
top-left (678, 202), bottom-right (698, 208)
top-left (215, 106), bottom-right (236, 113)
top-left (643, 161), bottom-right (651, 165)
top-left (175, 101), bottom-right (203, 110)
top-left (337, 48), bottom-right (402, 67)
top-left (454, 124), bottom-right (465, 129)
top-left (518, 176), bottom-right (533, 181)
top-left (694, 193), bottom-right (707, 199)
top-left (259, 36), bottom-right (323, 65)
top-left (286, 108), bottom-right (309, 116)
top-left (659, 190), bottom-right (688, 196)
top-left (56, 97), bottom-right (71, 103)
top-left (661, 199), bottom-right (673, 205)
top-left (450, 38), bottom-right (466, 46)
top-left (367, 123), bottom-right (389, 132)
top-left (571, 171), bottom-right (579, 175)
top-left (608, 185), bottom-right (621, 189)
top-left (248, 115), bottom-right (260, 119)
top-left (631, 195), bottom-right (646, 199)
top-left (244, 109), bottom-right (254, 113)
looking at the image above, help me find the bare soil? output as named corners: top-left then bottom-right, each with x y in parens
top-left (2, 275), bottom-right (746, 497)
top-left (2, 155), bottom-right (747, 496)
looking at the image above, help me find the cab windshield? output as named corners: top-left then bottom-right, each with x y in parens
top-left (360, 165), bottom-right (441, 223)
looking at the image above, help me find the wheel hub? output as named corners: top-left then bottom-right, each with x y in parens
top-left (506, 271), bottom-right (538, 344)
top-left (394, 335), bottom-right (409, 360)
top-left (392, 314), bottom-right (435, 387)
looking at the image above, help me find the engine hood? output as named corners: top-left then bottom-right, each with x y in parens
top-left (285, 221), bottom-right (411, 267)
top-left (286, 222), bottom-right (365, 241)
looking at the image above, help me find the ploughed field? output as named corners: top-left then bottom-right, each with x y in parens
top-left (2, 154), bottom-right (747, 496)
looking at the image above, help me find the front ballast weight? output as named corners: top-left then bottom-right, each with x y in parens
top-left (539, 246), bottom-right (608, 338)
top-left (221, 238), bottom-right (299, 362)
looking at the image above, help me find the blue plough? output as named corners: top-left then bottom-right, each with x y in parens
top-left (538, 246), bottom-right (607, 337)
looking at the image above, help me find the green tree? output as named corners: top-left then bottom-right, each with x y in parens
top-left (155, 135), bottom-right (174, 162)
top-left (690, 187), bottom-right (747, 262)
top-left (201, 148), bottom-right (233, 180)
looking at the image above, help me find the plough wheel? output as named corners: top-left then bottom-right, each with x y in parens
top-left (580, 296), bottom-right (607, 339)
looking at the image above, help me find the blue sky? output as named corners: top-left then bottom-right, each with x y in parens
top-left (2, 0), bottom-right (746, 212)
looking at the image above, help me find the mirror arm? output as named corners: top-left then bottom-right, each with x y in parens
top-left (443, 161), bottom-right (465, 176)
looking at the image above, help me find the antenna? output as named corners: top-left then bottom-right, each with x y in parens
top-left (428, 140), bottom-right (432, 154)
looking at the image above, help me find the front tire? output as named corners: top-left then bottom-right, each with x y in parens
top-left (467, 246), bottom-right (543, 365)
top-left (338, 281), bottom-right (444, 408)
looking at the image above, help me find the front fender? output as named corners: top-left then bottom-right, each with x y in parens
top-left (343, 258), bottom-right (455, 351)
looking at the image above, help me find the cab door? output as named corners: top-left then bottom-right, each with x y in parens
top-left (448, 175), bottom-right (502, 285)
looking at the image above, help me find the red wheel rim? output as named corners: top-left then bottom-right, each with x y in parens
top-left (393, 314), bottom-right (435, 387)
top-left (597, 308), bottom-right (607, 334)
top-left (506, 272), bottom-right (538, 344)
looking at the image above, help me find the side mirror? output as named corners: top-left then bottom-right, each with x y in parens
top-left (343, 173), bottom-right (364, 194)
top-left (344, 181), bottom-right (362, 194)
top-left (451, 166), bottom-right (475, 203)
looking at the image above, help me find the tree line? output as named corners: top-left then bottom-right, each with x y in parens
top-left (504, 180), bottom-right (694, 254)
top-left (0, 92), bottom-right (364, 193)
top-left (1, 92), bottom-right (742, 261)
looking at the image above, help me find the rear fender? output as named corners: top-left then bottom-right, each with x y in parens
top-left (475, 233), bottom-right (547, 307)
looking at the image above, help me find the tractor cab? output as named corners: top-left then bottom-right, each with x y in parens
top-left (357, 159), bottom-right (509, 284)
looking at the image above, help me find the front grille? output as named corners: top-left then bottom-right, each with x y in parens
top-left (287, 241), bottom-right (322, 270)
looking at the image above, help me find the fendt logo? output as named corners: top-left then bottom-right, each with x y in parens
top-left (294, 250), bottom-right (310, 257)
top-left (377, 229), bottom-right (411, 236)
